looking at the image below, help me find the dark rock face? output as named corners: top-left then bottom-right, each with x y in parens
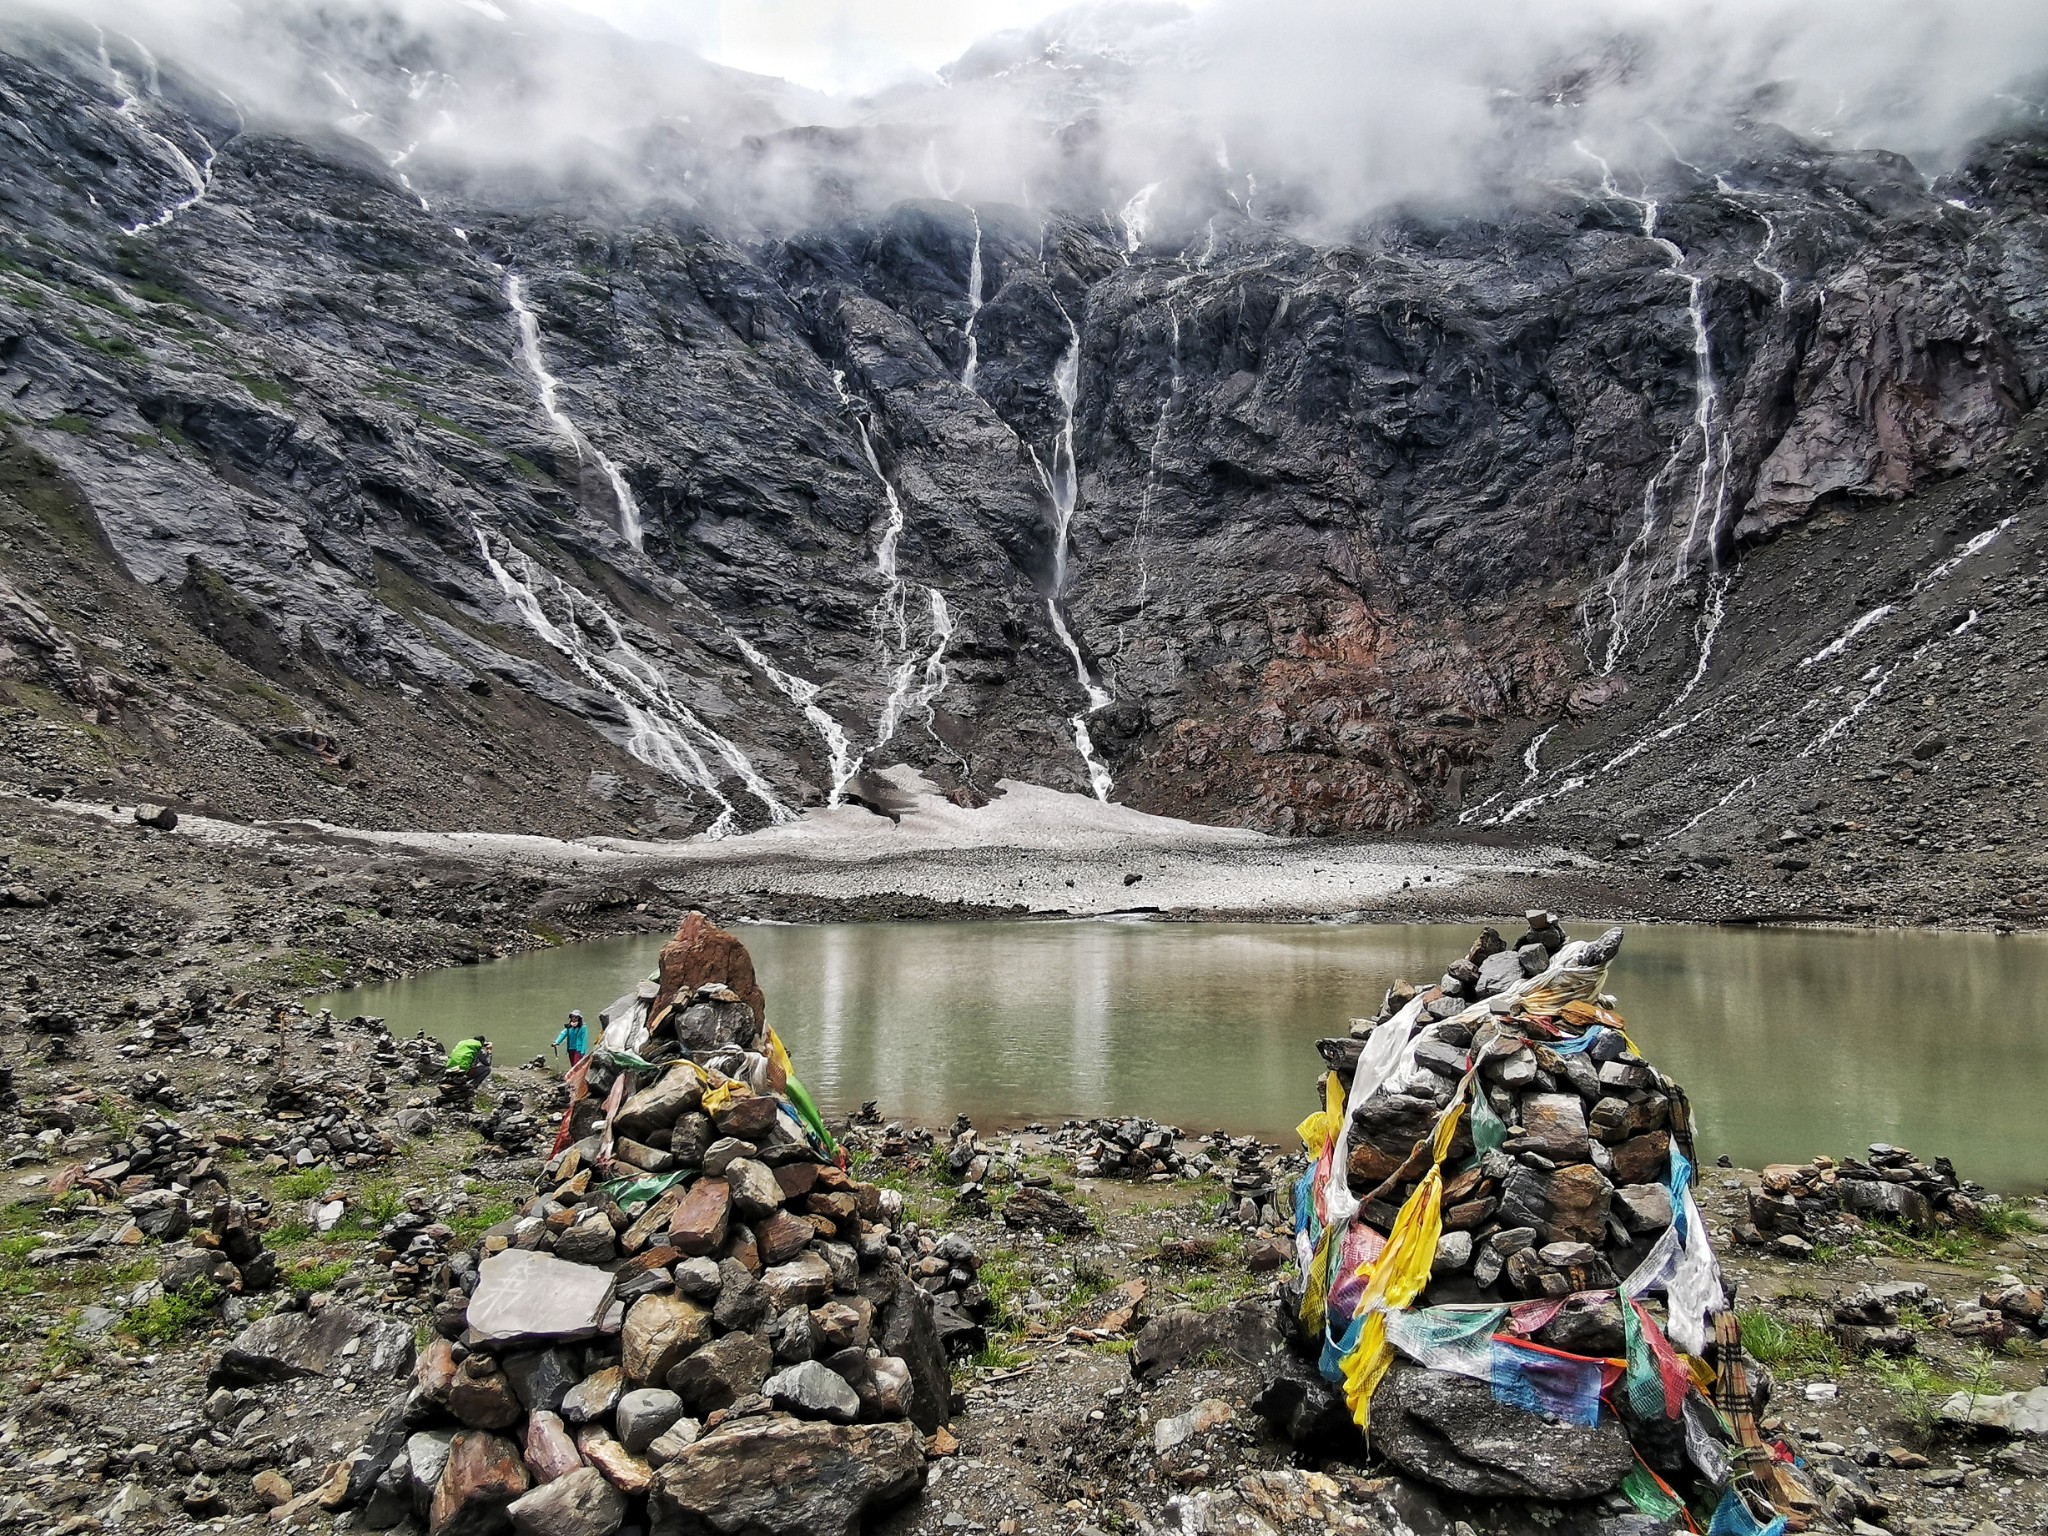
top-left (1372, 1359), bottom-right (1635, 1499)
top-left (0, 12), bottom-right (2044, 858)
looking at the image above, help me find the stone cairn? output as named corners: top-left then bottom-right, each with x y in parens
top-left (1259, 918), bottom-right (1809, 1533)
top-left (1738, 1143), bottom-right (1988, 1256)
top-left (325, 914), bottom-right (950, 1536)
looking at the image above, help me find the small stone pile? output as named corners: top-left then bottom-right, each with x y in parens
top-left (1329, 919), bottom-right (1690, 1300)
top-left (263, 1075), bottom-right (400, 1170)
top-left (67, 1112), bottom-right (221, 1194)
top-left (321, 913), bottom-right (949, 1536)
top-left (154, 1197), bottom-right (280, 1299)
top-left (1059, 1116), bottom-right (1208, 1180)
top-left (1738, 1143), bottom-right (1988, 1256)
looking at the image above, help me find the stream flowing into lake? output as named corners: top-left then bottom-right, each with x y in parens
top-left (312, 920), bottom-right (2048, 1192)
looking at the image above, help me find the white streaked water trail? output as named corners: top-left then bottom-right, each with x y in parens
top-left (1800, 604), bottom-right (1895, 668)
top-left (474, 530), bottom-right (792, 834)
top-left (1037, 300), bottom-right (1115, 800)
top-left (504, 273), bottom-right (643, 549)
top-left (961, 210), bottom-right (985, 392)
top-left (733, 636), bottom-right (859, 806)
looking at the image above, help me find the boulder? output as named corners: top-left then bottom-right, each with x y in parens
top-left (504, 1349), bottom-right (581, 1416)
top-left (507, 1466), bottom-right (625, 1536)
top-left (1838, 1180), bottom-right (1936, 1233)
top-left (616, 1388), bottom-right (689, 1454)
top-left (874, 1275), bottom-right (950, 1433)
top-left (1131, 1301), bottom-right (1284, 1383)
top-left (573, 1427), bottom-right (653, 1496)
top-left (1372, 1360), bottom-right (1632, 1499)
top-left (723, 1158), bottom-right (783, 1220)
top-left (1001, 1185), bottom-right (1094, 1235)
top-left (613, 1068), bottom-right (704, 1141)
top-left (649, 1417), bottom-right (924, 1536)
top-left (764, 1360), bottom-right (861, 1423)
top-left (561, 1367), bottom-right (624, 1426)
top-left (668, 1180), bottom-right (732, 1257)
top-left (449, 1355), bottom-right (525, 1430)
top-left (757, 1252), bottom-right (834, 1312)
top-left (467, 1251), bottom-right (616, 1349)
top-left (648, 913), bottom-right (766, 1032)
top-left (667, 1332), bottom-right (773, 1412)
top-left (1939, 1385), bottom-right (2048, 1437)
top-left (429, 1430), bottom-right (529, 1536)
top-left (522, 1412), bottom-right (583, 1484)
top-left (1512, 1094), bottom-right (1592, 1162)
top-left (621, 1294), bottom-right (711, 1386)
top-left (215, 1306), bottom-right (414, 1386)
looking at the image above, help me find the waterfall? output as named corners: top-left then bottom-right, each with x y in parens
top-left (1521, 725), bottom-right (1556, 781)
top-left (832, 371), bottom-right (909, 648)
top-left (98, 28), bottom-right (214, 236)
top-left (1573, 142), bottom-right (1724, 674)
top-left (473, 530), bottom-right (793, 834)
top-left (1912, 515), bottom-right (2017, 593)
top-left (1118, 182), bottom-right (1163, 255)
top-left (732, 636), bottom-right (860, 805)
top-left (962, 211), bottom-right (985, 392)
top-left (1716, 177), bottom-right (1794, 304)
top-left (1130, 304), bottom-right (1182, 617)
top-left (1037, 303), bottom-right (1115, 801)
top-left (504, 273), bottom-right (645, 550)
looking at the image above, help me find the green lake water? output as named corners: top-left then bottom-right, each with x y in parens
top-left (311, 920), bottom-right (2048, 1192)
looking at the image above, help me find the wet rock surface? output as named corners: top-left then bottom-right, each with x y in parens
top-left (0, 8), bottom-right (2040, 913)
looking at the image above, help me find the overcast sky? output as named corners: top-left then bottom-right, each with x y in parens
top-left (557, 0), bottom-right (1089, 92)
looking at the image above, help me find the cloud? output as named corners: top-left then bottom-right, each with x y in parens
top-left (22, 0), bottom-right (2048, 231)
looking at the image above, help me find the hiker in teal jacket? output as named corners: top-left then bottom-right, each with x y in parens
top-left (553, 1010), bottom-right (589, 1066)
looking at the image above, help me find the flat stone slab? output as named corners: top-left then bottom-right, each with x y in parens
top-left (215, 1306), bottom-right (415, 1386)
top-left (467, 1250), bottom-right (616, 1349)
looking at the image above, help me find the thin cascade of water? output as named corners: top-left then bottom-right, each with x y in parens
top-left (962, 210), bottom-right (985, 392)
top-left (1119, 182), bottom-right (1163, 255)
top-left (473, 529), bottom-right (793, 834)
top-left (1572, 141), bottom-right (1724, 674)
top-left (733, 636), bottom-right (860, 806)
top-left (832, 371), bottom-right (909, 649)
top-left (1129, 304), bottom-right (1183, 619)
top-left (1715, 177), bottom-right (1793, 304)
top-left (97, 27), bottom-right (214, 236)
top-left (1799, 603), bottom-right (1895, 668)
top-left (1670, 571), bottom-right (1733, 709)
top-left (1522, 725), bottom-right (1557, 781)
top-left (1911, 516), bottom-right (2017, 593)
top-left (1037, 300), bottom-right (1115, 800)
top-left (504, 273), bottom-right (644, 549)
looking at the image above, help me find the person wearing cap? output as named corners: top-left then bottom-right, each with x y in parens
top-left (553, 1010), bottom-right (589, 1066)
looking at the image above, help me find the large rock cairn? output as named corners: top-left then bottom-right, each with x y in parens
top-left (325, 913), bottom-right (947, 1536)
top-left (1262, 918), bottom-right (1795, 1529)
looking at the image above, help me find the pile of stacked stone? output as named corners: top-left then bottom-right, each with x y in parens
top-left (263, 1076), bottom-right (399, 1170)
top-left (153, 1197), bottom-right (279, 1299)
top-left (1737, 1143), bottom-right (1988, 1256)
top-left (372, 1205), bottom-right (461, 1303)
top-left (68, 1112), bottom-right (222, 1195)
top-left (1058, 1116), bottom-right (1208, 1180)
top-left (479, 1092), bottom-right (547, 1157)
top-left (1326, 917), bottom-right (1691, 1301)
top-left (323, 914), bottom-right (948, 1536)
top-left (115, 983), bottom-right (224, 1057)
top-left (1262, 919), bottom-right (1754, 1516)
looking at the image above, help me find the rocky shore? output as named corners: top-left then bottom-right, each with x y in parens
top-left (0, 871), bottom-right (2044, 1536)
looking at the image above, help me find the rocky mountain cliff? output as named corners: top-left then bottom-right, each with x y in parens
top-left (1, 4), bottom-right (2043, 883)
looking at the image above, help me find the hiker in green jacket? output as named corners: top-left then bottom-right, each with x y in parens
top-left (448, 1035), bottom-right (493, 1088)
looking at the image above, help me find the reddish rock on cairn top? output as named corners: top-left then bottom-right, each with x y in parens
top-left (650, 912), bottom-right (765, 1027)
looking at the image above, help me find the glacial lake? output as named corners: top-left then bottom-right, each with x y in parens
top-left (312, 921), bottom-right (2048, 1193)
